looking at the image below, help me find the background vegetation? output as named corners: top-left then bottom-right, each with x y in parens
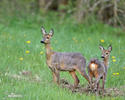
top-left (0, 0), bottom-right (125, 100)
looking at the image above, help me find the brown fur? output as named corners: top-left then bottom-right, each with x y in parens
top-left (88, 45), bottom-right (112, 91)
top-left (41, 26), bottom-right (90, 88)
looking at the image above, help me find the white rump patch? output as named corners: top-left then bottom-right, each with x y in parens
top-left (91, 63), bottom-right (96, 71)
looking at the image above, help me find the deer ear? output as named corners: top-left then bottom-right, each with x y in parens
top-left (41, 26), bottom-right (46, 35)
top-left (108, 45), bottom-right (112, 52)
top-left (99, 45), bottom-right (104, 51)
top-left (49, 29), bottom-right (54, 36)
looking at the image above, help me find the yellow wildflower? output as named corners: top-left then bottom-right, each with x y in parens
top-left (113, 73), bottom-right (119, 76)
top-left (100, 39), bottom-right (104, 43)
top-left (75, 40), bottom-right (78, 43)
top-left (26, 50), bottom-right (30, 54)
top-left (51, 47), bottom-right (53, 50)
top-left (88, 37), bottom-right (91, 40)
top-left (19, 57), bottom-right (23, 61)
top-left (112, 59), bottom-right (116, 62)
top-left (113, 73), bottom-right (116, 75)
top-left (116, 73), bottom-right (119, 75)
top-left (26, 40), bottom-right (31, 44)
top-left (112, 56), bottom-right (115, 59)
top-left (72, 37), bottom-right (76, 41)
top-left (40, 51), bottom-right (44, 55)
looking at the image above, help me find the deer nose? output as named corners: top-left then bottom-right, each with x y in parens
top-left (101, 56), bottom-right (104, 58)
top-left (40, 40), bottom-right (45, 43)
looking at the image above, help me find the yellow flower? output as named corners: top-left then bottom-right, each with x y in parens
top-left (100, 39), bottom-right (104, 43)
top-left (51, 47), bottom-right (53, 50)
top-left (110, 40), bottom-right (112, 42)
top-left (72, 37), bottom-right (76, 41)
top-left (75, 40), bottom-right (78, 43)
top-left (116, 73), bottom-right (119, 75)
top-left (26, 40), bottom-right (31, 44)
top-left (88, 37), bottom-right (91, 40)
top-left (112, 59), bottom-right (116, 62)
top-left (113, 73), bottom-right (116, 75)
top-left (19, 57), bottom-right (23, 61)
top-left (123, 67), bottom-right (125, 69)
top-left (26, 50), bottom-right (30, 54)
top-left (112, 56), bottom-right (115, 59)
top-left (40, 51), bottom-right (44, 55)
top-left (113, 73), bottom-right (119, 76)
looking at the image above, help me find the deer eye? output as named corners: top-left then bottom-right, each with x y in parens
top-left (46, 37), bottom-right (49, 39)
top-left (106, 53), bottom-right (109, 55)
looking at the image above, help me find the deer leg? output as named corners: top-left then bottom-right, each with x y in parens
top-left (102, 74), bottom-right (106, 91)
top-left (88, 72), bottom-right (93, 89)
top-left (52, 72), bottom-right (57, 83)
top-left (94, 74), bottom-right (103, 92)
top-left (69, 71), bottom-right (79, 88)
top-left (76, 68), bottom-right (90, 83)
top-left (50, 66), bottom-right (60, 85)
top-left (97, 81), bottom-right (100, 90)
top-left (52, 71), bottom-right (60, 85)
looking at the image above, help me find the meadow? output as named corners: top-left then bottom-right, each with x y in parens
top-left (0, 13), bottom-right (125, 100)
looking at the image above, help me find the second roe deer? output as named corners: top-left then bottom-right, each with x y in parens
top-left (88, 45), bottom-right (112, 92)
top-left (40, 26), bottom-right (90, 88)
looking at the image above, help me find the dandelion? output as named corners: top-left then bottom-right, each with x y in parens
top-left (112, 59), bottom-right (116, 62)
top-left (72, 37), bottom-right (76, 41)
top-left (25, 50), bottom-right (30, 54)
top-left (112, 56), bottom-right (115, 59)
top-left (26, 40), bottom-right (31, 44)
top-left (51, 47), bottom-right (53, 50)
top-left (40, 51), bottom-right (44, 55)
top-left (100, 39), bottom-right (104, 43)
top-left (74, 40), bottom-right (78, 43)
top-left (19, 57), bottom-right (23, 61)
top-left (113, 73), bottom-right (116, 75)
top-left (88, 37), bottom-right (91, 41)
top-left (113, 72), bottom-right (119, 76)
top-left (116, 73), bottom-right (119, 75)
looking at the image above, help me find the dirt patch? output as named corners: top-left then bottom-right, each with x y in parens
top-left (5, 70), bottom-right (41, 82)
top-left (5, 71), bottom-right (125, 97)
top-left (60, 79), bottom-right (125, 97)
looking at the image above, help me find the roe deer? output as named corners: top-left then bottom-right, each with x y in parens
top-left (40, 26), bottom-right (90, 88)
top-left (88, 45), bottom-right (112, 91)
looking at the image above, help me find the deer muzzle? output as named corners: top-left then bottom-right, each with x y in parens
top-left (40, 40), bottom-right (45, 44)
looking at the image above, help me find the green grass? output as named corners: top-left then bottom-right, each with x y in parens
top-left (0, 14), bottom-right (125, 100)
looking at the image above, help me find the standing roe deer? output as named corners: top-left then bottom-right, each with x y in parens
top-left (88, 45), bottom-right (112, 91)
top-left (40, 26), bottom-right (90, 88)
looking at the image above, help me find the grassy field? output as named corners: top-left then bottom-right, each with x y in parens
top-left (0, 14), bottom-right (125, 100)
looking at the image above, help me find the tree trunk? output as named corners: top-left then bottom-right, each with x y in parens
top-left (74, 0), bottom-right (89, 23)
top-left (37, 0), bottom-right (53, 13)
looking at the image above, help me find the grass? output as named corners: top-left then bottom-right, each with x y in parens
top-left (0, 13), bottom-right (125, 100)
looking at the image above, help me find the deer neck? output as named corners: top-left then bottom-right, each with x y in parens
top-left (103, 58), bottom-right (109, 67)
top-left (45, 43), bottom-right (53, 60)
